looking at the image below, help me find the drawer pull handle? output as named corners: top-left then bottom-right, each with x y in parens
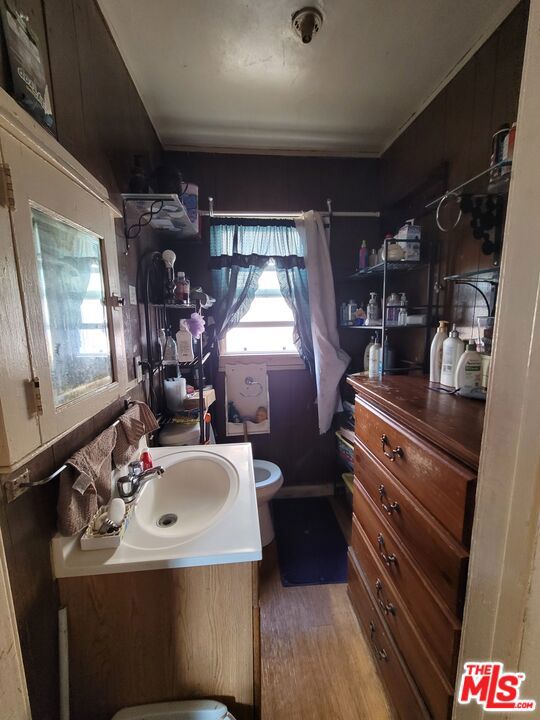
top-left (378, 484), bottom-right (400, 515)
top-left (377, 532), bottom-right (397, 567)
top-left (375, 579), bottom-right (396, 616)
top-left (381, 434), bottom-right (403, 461)
top-left (369, 621), bottom-right (388, 661)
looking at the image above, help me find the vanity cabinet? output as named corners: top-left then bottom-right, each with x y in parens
top-left (58, 561), bottom-right (260, 720)
top-left (0, 89), bottom-right (127, 471)
top-left (347, 374), bottom-right (483, 720)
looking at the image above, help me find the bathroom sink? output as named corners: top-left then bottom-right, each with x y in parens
top-left (123, 450), bottom-right (240, 550)
top-left (51, 444), bottom-right (261, 578)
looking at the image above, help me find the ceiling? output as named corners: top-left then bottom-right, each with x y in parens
top-left (98, 0), bottom-right (519, 156)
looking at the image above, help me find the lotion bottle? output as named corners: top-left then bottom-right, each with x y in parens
top-left (429, 320), bottom-right (448, 383)
top-left (364, 335), bottom-right (375, 372)
top-left (368, 332), bottom-right (381, 379)
top-left (176, 322), bottom-right (195, 362)
top-left (440, 324), bottom-right (464, 388)
top-left (455, 341), bottom-right (482, 390)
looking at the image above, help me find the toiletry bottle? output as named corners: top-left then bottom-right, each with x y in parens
top-left (368, 249), bottom-right (377, 267)
top-left (397, 293), bottom-right (408, 326)
top-left (355, 303), bottom-right (366, 326)
top-left (174, 271), bottom-right (190, 304)
top-left (455, 340), bottom-right (482, 390)
top-left (364, 335), bottom-right (375, 372)
top-left (347, 299), bottom-right (357, 325)
top-left (140, 448), bottom-right (153, 471)
top-left (440, 324), bottom-right (464, 388)
top-left (366, 292), bottom-right (380, 326)
top-left (176, 321), bottom-right (195, 362)
top-left (163, 330), bottom-right (178, 364)
top-left (158, 328), bottom-right (167, 360)
top-left (429, 320), bottom-right (449, 383)
top-left (359, 240), bottom-right (368, 270)
top-left (383, 333), bottom-right (395, 371)
top-left (340, 302), bottom-right (348, 326)
top-left (386, 292), bottom-right (401, 325)
top-left (368, 332), bottom-right (381, 379)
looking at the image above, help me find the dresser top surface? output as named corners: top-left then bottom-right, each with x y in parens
top-left (347, 375), bottom-right (485, 469)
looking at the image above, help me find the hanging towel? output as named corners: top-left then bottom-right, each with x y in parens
top-left (113, 401), bottom-right (159, 467)
top-left (57, 425), bottom-right (117, 536)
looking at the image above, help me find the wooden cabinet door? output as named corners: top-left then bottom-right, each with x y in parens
top-left (0, 128), bottom-right (127, 444)
top-left (0, 144), bottom-right (41, 469)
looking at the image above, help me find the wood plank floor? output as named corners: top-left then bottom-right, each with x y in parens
top-left (260, 541), bottom-right (393, 720)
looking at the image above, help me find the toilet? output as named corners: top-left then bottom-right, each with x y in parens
top-left (112, 699), bottom-right (234, 719)
top-left (254, 459), bottom-right (284, 546)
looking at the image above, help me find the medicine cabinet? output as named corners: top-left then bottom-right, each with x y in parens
top-left (0, 89), bottom-right (128, 471)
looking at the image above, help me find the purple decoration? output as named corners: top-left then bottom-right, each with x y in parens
top-left (181, 312), bottom-right (205, 339)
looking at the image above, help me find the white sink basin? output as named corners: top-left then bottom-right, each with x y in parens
top-left (51, 444), bottom-right (261, 578)
top-left (124, 450), bottom-right (239, 550)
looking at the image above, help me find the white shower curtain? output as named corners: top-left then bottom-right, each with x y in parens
top-left (295, 211), bottom-right (350, 434)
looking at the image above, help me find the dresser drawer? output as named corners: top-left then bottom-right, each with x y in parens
top-left (355, 439), bottom-right (469, 616)
top-left (347, 550), bottom-right (430, 720)
top-left (353, 480), bottom-right (461, 678)
top-left (352, 515), bottom-right (455, 719)
top-left (355, 398), bottom-right (476, 543)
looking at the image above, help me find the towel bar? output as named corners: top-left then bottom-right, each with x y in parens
top-left (2, 399), bottom-right (135, 503)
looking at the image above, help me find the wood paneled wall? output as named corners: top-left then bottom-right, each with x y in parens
top-left (165, 151), bottom-right (381, 486)
top-left (381, 1), bottom-right (529, 335)
top-left (0, 2), bottom-right (162, 717)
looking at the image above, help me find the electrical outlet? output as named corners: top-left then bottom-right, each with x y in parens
top-left (134, 355), bottom-right (143, 382)
top-left (129, 285), bottom-right (137, 305)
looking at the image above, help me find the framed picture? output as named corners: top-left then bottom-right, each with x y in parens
top-left (0, 0), bottom-right (54, 131)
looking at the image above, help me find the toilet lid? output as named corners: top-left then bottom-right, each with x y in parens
top-left (111, 699), bottom-right (229, 719)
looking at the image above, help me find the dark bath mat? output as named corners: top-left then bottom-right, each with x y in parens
top-left (272, 497), bottom-right (348, 587)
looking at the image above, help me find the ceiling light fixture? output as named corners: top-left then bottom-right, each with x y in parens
top-left (291, 7), bottom-right (323, 44)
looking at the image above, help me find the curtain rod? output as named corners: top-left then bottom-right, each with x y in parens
top-left (199, 210), bottom-right (380, 219)
top-left (201, 197), bottom-right (379, 219)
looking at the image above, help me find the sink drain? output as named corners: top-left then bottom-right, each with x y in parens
top-left (157, 513), bottom-right (178, 528)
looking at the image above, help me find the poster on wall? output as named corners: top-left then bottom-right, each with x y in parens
top-left (0, 0), bottom-right (54, 132)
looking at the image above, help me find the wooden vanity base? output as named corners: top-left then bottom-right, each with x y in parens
top-left (58, 561), bottom-right (258, 720)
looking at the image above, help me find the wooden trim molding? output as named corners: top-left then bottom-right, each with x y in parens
top-left (456, 4), bottom-right (540, 715)
top-left (219, 353), bottom-right (306, 372)
top-left (0, 87), bottom-right (114, 209)
top-left (0, 527), bottom-right (31, 718)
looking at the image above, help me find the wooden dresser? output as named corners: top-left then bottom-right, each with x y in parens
top-left (346, 375), bottom-right (484, 720)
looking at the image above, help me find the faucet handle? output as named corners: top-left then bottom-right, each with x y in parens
top-left (128, 460), bottom-right (143, 478)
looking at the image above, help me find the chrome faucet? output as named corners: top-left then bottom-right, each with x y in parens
top-left (117, 460), bottom-right (165, 503)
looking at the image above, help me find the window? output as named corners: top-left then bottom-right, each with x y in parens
top-left (223, 260), bottom-right (297, 354)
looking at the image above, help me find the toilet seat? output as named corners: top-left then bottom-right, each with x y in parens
top-left (254, 459), bottom-right (282, 489)
top-left (111, 699), bottom-right (230, 719)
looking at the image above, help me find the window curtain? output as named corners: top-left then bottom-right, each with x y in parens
top-left (209, 219), bottom-right (314, 370)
